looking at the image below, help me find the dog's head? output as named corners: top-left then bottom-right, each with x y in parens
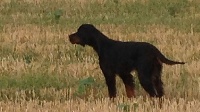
top-left (69, 24), bottom-right (96, 46)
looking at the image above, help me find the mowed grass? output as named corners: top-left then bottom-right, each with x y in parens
top-left (0, 0), bottom-right (200, 111)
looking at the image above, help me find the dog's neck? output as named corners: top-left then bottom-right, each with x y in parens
top-left (88, 32), bottom-right (114, 58)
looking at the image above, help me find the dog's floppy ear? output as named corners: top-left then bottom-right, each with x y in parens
top-left (76, 24), bottom-right (98, 45)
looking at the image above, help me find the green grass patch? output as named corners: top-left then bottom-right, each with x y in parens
top-left (0, 0), bottom-right (200, 32)
top-left (0, 74), bottom-right (68, 90)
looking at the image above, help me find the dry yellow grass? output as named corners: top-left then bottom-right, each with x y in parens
top-left (0, 96), bottom-right (200, 112)
top-left (0, 24), bottom-right (200, 111)
top-left (0, 0), bottom-right (200, 111)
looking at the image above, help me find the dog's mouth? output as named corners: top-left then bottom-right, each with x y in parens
top-left (69, 34), bottom-right (79, 44)
top-left (69, 38), bottom-right (77, 44)
top-left (69, 34), bottom-right (85, 46)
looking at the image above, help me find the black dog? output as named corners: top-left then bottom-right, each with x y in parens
top-left (69, 24), bottom-right (185, 98)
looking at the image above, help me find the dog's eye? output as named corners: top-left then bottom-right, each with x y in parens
top-left (76, 32), bottom-right (81, 37)
top-left (77, 31), bottom-right (86, 38)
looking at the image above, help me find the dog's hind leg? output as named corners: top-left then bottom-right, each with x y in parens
top-left (152, 61), bottom-right (164, 98)
top-left (119, 73), bottom-right (135, 98)
top-left (137, 63), bottom-right (158, 97)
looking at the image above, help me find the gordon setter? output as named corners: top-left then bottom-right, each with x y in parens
top-left (69, 24), bottom-right (185, 98)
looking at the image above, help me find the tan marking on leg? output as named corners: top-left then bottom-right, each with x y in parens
top-left (125, 84), bottom-right (135, 98)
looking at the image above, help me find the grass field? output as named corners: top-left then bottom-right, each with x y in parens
top-left (0, 0), bottom-right (200, 111)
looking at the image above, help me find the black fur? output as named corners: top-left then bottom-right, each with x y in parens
top-left (69, 24), bottom-right (185, 98)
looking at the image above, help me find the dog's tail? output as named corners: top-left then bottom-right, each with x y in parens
top-left (156, 49), bottom-right (185, 65)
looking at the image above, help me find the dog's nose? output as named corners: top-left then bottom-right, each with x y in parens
top-left (69, 33), bottom-right (76, 38)
top-left (68, 34), bottom-right (72, 38)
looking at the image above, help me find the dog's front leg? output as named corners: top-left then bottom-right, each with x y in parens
top-left (103, 72), bottom-right (117, 99)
